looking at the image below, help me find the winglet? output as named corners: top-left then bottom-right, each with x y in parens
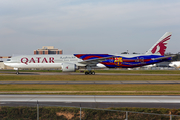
top-left (145, 32), bottom-right (172, 56)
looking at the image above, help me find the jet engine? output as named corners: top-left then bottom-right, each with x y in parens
top-left (62, 63), bottom-right (76, 72)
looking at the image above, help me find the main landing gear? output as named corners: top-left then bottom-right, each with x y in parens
top-left (85, 66), bottom-right (95, 75)
top-left (85, 71), bottom-right (95, 75)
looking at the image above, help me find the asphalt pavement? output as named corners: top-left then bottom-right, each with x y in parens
top-left (1, 95), bottom-right (180, 108)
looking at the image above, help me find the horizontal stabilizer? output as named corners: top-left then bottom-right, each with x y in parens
top-left (151, 55), bottom-right (175, 61)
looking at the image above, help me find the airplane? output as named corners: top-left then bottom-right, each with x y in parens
top-left (169, 61), bottom-right (180, 68)
top-left (4, 32), bottom-right (173, 75)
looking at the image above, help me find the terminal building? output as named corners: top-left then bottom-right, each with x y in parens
top-left (0, 56), bottom-right (13, 69)
top-left (34, 46), bottom-right (63, 55)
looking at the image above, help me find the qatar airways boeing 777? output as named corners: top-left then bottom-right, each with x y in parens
top-left (4, 32), bottom-right (173, 75)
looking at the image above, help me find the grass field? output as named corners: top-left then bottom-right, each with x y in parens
top-left (95, 70), bottom-right (180, 74)
top-left (1, 70), bottom-right (180, 95)
top-left (1, 84), bottom-right (180, 95)
top-left (1, 75), bottom-right (180, 80)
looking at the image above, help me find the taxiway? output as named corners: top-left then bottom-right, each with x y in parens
top-left (0, 95), bottom-right (180, 103)
top-left (1, 95), bottom-right (180, 108)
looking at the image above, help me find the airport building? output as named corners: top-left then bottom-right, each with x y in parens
top-left (34, 46), bottom-right (63, 55)
top-left (0, 56), bottom-right (13, 69)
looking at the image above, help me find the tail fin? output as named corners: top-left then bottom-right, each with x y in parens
top-left (145, 32), bottom-right (172, 56)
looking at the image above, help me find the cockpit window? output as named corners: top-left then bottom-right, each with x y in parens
top-left (7, 59), bottom-right (11, 61)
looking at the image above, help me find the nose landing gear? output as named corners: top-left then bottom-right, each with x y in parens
top-left (16, 69), bottom-right (19, 75)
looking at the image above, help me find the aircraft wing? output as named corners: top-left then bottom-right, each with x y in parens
top-left (74, 54), bottom-right (114, 65)
top-left (79, 56), bottom-right (114, 64)
top-left (152, 55), bottom-right (175, 60)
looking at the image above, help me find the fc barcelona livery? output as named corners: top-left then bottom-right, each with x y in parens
top-left (4, 32), bottom-right (173, 75)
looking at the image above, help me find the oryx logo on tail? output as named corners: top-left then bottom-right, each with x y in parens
top-left (151, 35), bottom-right (171, 56)
top-left (145, 32), bottom-right (172, 56)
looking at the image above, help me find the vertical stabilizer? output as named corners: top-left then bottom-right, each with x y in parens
top-left (145, 32), bottom-right (172, 56)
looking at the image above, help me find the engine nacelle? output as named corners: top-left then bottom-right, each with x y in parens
top-left (62, 63), bottom-right (76, 72)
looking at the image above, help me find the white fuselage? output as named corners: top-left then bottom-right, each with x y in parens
top-left (169, 61), bottom-right (180, 68)
top-left (4, 55), bottom-right (84, 69)
top-left (4, 54), bottom-right (143, 69)
top-left (4, 54), bottom-right (162, 69)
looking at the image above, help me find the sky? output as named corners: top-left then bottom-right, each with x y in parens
top-left (0, 0), bottom-right (180, 56)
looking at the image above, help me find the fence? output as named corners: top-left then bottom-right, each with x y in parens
top-left (1, 101), bottom-right (180, 120)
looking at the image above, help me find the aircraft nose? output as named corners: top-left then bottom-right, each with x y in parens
top-left (169, 63), bottom-right (172, 66)
top-left (3, 59), bottom-right (12, 66)
top-left (169, 63), bottom-right (174, 67)
top-left (3, 61), bottom-right (9, 66)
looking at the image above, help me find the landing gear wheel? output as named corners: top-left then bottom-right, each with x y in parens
top-left (85, 71), bottom-right (95, 75)
top-left (16, 71), bottom-right (19, 75)
top-left (85, 71), bottom-right (89, 75)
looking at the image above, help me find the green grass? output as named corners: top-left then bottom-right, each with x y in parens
top-left (1, 84), bottom-right (180, 95)
top-left (1, 70), bottom-right (180, 95)
top-left (94, 70), bottom-right (180, 74)
top-left (0, 84), bottom-right (179, 91)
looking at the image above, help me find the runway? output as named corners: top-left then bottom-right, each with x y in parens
top-left (1, 95), bottom-right (180, 108)
top-left (1, 72), bottom-right (180, 108)
top-left (1, 80), bottom-right (180, 85)
top-left (0, 95), bottom-right (180, 103)
top-left (1, 71), bottom-right (180, 76)
top-left (1, 102), bottom-right (180, 109)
